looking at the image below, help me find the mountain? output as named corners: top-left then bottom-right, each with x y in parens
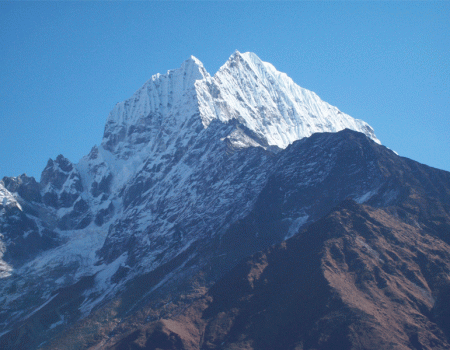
top-left (107, 198), bottom-right (450, 350)
top-left (1, 52), bottom-right (449, 350)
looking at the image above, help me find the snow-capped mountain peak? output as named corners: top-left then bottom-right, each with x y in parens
top-left (73, 52), bottom-right (381, 212)
top-left (97, 51), bottom-right (379, 163)
top-left (101, 55), bottom-right (209, 155)
top-left (197, 51), bottom-right (380, 149)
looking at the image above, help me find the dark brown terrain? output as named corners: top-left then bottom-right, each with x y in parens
top-left (2, 131), bottom-right (450, 350)
top-left (39, 130), bottom-right (450, 350)
top-left (65, 200), bottom-right (449, 350)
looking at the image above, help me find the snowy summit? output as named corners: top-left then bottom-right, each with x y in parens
top-left (102, 51), bottom-right (379, 157)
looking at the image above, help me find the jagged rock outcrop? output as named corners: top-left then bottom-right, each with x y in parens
top-left (2, 174), bottom-right (41, 203)
top-left (0, 176), bottom-right (59, 269)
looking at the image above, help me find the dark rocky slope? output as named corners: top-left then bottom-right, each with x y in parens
top-left (34, 130), bottom-right (450, 350)
top-left (97, 199), bottom-right (450, 350)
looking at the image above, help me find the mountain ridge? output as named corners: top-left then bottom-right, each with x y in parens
top-left (1, 52), bottom-right (449, 350)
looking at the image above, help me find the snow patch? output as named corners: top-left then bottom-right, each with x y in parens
top-left (24, 293), bottom-right (59, 320)
top-left (0, 259), bottom-right (13, 278)
top-left (355, 189), bottom-right (378, 204)
top-left (285, 215), bottom-right (309, 239)
top-left (49, 314), bottom-right (65, 329)
top-left (0, 184), bottom-right (22, 211)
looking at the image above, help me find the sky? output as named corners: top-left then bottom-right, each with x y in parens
top-left (1, 2), bottom-right (449, 180)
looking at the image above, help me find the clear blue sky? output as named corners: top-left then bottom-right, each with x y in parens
top-left (1, 2), bottom-right (449, 180)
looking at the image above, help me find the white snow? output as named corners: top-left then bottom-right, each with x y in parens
top-left (24, 293), bottom-right (59, 320)
top-left (0, 183), bottom-right (22, 211)
top-left (86, 51), bottom-right (380, 199)
top-left (49, 314), bottom-right (65, 329)
top-left (285, 215), bottom-right (309, 239)
top-left (0, 330), bottom-right (11, 340)
top-left (0, 259), bottom-right (13, 279)
top-left (197, 51), bottom-right (380, 149)
top-left (355, 189), bottom-right (378, 204)
top-left (78, 253), bottom-right (128, 316)
top-left (28, 226), bottom-right (108, 276)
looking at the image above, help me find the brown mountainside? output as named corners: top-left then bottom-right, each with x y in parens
top-left (98, 199), bottom-right (450, 350)
top-left (5, 130), bottom-right (449, 350)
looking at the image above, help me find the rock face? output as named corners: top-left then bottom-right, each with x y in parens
top-left (0, 52), bottom-right (449, 350)
top-left (0, 175), bottom-right (59, 269)
top-left (40, 155), bottom-right (84, 209)
top-left (38, 130), bottom-right (450, 350)
top-left (103, 199), bottom-right (450, 350)
top-left (199, 199), bottom-right (450, 350)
